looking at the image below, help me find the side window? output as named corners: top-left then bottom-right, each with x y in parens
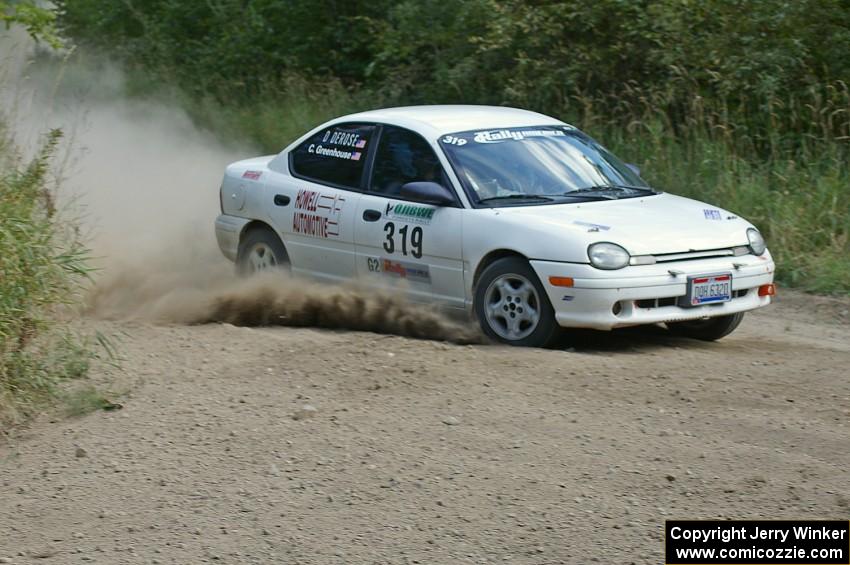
top-left (290, 123), bottom-right (376, 189)
top-left (370, 125), bottom-right (447, 198)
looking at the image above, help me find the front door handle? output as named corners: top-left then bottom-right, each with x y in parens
top-left (273, 194), bottom-right (290, 206)
top-left (362, 209), bottom-right (382, 222)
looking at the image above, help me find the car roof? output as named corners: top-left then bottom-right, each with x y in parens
top-left (334, 105), bottom-right (566, 139)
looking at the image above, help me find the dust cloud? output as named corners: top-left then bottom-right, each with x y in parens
top-left (1, 32), bottom-right (481, 344)
top-left (90, 268), bottom-right (482, 344)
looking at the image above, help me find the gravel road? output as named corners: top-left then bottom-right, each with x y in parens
top-left (2, 290), bottom-right (849, 564)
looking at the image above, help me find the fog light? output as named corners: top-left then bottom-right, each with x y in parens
top-left (758, 283), bottom-right (776, 297)
top-left (612, 301), bottom-right (623, 315)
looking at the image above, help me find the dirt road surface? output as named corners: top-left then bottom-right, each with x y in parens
top-left (2, 291), bottom-right (849, 564)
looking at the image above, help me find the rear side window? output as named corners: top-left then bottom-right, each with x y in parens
top-left (290, 123), bottom-right (376, 189)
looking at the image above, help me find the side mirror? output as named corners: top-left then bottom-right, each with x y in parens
top-left (626, 163), bottom-right (641, 177)
top-left (399, 181), bottom-right (455, 206)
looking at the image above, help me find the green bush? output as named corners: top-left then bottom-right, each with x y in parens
top-left (53, 0), bottom-right (850, 144)
top-left (0, 125), bottom-right (97, 423)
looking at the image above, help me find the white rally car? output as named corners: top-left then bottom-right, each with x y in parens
top-left (215, 105), bottom-right (775, 347)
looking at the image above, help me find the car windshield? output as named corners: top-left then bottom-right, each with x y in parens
top-left (439, 126), bottom-right (655, 206)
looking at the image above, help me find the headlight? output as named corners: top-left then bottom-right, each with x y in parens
top-left (747, 228), bottom-right (766, 256)
top-left (588, 242), bottom-right (630, 270)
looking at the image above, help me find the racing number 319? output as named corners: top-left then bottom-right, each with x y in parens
top-left (383, 222), bottom-right (423, 258)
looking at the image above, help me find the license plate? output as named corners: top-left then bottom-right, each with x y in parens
top-left (682, 273), bottom-right (732, 307)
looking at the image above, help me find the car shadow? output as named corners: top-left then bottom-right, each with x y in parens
top-left (554, 324), bottom-right (715, 354)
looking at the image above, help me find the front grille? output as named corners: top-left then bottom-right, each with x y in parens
top-left (652, 248), bottom-right (737, 263)
top-left (629, 246), bottom-right (750, 266)
top-left (635, 288), bottom-right (748, 309)
top-left (635, 297), bottom-right (678, 309)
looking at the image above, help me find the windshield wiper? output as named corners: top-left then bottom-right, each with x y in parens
top-left (559, 190), bottom-right (617, 200)
top-left (478, 194), bottom-right (554, 204)
top-left (568, 185), bottom-right (658, 196)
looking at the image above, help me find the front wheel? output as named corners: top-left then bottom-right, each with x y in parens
top-left (666, 312), bottom-right (745, 341)
top-left (236, 227), bottom-right (290, 276)
top-left (474, 257), bottom-right (561, 348)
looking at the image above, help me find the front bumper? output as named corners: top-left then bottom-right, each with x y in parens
top-left (530, 253), bottom-right (775, 330)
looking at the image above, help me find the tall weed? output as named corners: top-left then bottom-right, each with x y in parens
top-left (0, 125), bottom-right (99, 424)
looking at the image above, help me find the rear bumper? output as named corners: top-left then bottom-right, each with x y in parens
top-left (215, 214), bottom-right (252, 262)
top-left (530, 252), bottom-right (775, 330)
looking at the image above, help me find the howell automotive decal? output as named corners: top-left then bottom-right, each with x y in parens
top-left (381, 258), bottom-right (431, 283)
top-left (385, 202), bottom-right (435, 224)
top-left (292, 189), bottom-right (344, 238)
top-left (242, 170), bottom-right (262, 180)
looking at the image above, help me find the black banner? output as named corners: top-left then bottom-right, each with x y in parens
top-left (665, 520), bottom-right (849, 564)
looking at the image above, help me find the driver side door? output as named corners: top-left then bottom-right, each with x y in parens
top-left (354, 125), bottom-right (465, 308)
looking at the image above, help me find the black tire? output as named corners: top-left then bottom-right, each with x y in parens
top-left (666, 312), bottom-right (745, 341)
top-left (236, 227), bottom-right (290, 276)
top-left (474, 257), bottom-right (561, 347)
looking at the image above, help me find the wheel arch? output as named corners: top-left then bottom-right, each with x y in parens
top-left (472, 249), bottom-right (529, 291)
top-left (238, 220), bottom-right (289, 259)
top-left (241, 219), bottom-right (280, 244)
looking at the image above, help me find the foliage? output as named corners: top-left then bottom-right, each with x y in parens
top-left (53, 0), bottom-right (850, 143)
top-left (62, 383), bottom-right (121, 417)
top-left (0, 125), bottom-right (98, 423)
top-left (1, 0), bottom-right (62, 47)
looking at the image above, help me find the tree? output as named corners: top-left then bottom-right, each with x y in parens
top-left (1, 0), bottom-right (62, 48)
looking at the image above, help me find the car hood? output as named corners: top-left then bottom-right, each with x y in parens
top-left (493, 193), bottom-right (753, 256)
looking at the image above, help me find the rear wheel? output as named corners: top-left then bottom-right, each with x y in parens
top-left (236, 227), bottom-right (289, 276)
top-left (474, 257), bottom-right (560, 348)
top-left (666, 312), bottom-right (744, 341)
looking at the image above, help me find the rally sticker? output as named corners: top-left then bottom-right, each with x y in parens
top-left (473, 129), bottom-right (566, 144)
top-left (380, 258), bottom-right (431, 283)
top-left (292, 188), bottom-right (344, 239)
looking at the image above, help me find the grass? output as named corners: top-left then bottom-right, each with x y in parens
top-left (187, 75), bottom-right (371, 152)
top-left (62, 384), bottom-right (121, 417)
top-left (0, 121), bottom-right (107, 425)
top-left (593, 109), bottom-right (849, 295)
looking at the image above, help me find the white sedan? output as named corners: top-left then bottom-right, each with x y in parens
top-left (215, 105), bottom-right (775, 347)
